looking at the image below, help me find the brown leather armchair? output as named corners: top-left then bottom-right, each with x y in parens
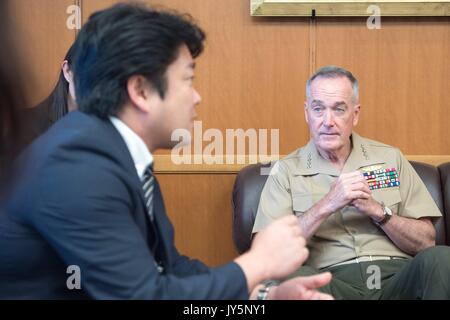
top-left (232, 161), bottom-right (449, 253)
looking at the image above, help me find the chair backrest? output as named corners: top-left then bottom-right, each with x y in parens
top-left (232, 161), bottom-right (447, 253)
top-left (410, 161), bottom-right (446, 245)
top-left (438, 162), bottom-right (450, 245)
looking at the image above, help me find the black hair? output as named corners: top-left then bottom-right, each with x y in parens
top-left (46, 43), bottom-right (78, 122)
top-left (73, 3), bottom-right (206, 118)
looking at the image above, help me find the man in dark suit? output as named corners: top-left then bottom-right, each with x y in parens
top-left (0, 3), bottom-right (332, 299)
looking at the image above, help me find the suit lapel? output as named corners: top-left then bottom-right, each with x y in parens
top-left (100, 118), bottom-right (155, 247)
top-left (101, 115), bottom-right (170, 267)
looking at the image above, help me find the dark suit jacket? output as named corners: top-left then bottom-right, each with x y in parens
top-left (0, 111), bottom-right (248, 299)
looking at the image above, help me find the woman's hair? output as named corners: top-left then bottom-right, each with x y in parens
top-left (45, 43), bottom-right (77, 123)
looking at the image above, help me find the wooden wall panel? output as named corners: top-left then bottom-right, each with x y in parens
top-left (155, 174), bottom-right (238, 266)
top-left (315, 17), bottom-right (450, 154)
top-left (8, 0), bottom-right (76, 107)
top-left (83, 0), bottom-right (312, 154)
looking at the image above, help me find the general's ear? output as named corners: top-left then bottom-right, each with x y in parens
top-left (352, 104), bottom-right (361, 127)
top-left (304, 101), bottom-right (309, 124)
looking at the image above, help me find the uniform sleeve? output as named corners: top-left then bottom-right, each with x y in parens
top-left (396, 149), bottom-right (442, 220)
top-left (252, 161), bottom-right (294, 233)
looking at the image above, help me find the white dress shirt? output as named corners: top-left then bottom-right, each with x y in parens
top-left (109, 116), bottom-right (153, 179)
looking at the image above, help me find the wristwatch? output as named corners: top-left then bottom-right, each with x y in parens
top-left (256, 280), bottom-right (278, 300)
top-left (373, 202), bottom-right (393, 226)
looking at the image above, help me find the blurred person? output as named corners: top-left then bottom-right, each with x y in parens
top-left (0, 1), bottom-right (27, 186)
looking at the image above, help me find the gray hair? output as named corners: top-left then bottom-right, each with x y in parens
top-left (306, 66), bottom-right (359, 104)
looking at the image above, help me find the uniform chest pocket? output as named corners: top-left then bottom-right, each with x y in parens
top-left (292, 193), bottom-right (324, 214)
top-left (293, 189), bottom-right (402, 215)
top-left (372, 188), bottom-right (402, 214)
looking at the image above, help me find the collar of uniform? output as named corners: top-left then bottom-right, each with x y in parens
top-left (292, 132), bottom-right (384, 176)
top-left (292, 139), bottom-right (340, 177)
top-left (342, 132), bottom-right (385, 173)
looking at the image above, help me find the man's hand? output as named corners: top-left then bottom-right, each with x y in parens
top-left (269, 272), bottom-right (334, 300)
top-left (351, 197), bottom-right (384, 221)
top-left (322, 171), bottom-right (371, 214)
top-left (251, 215), bottom-right (309, 280)
top-left (235, 215), bottom-right (309, 292)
